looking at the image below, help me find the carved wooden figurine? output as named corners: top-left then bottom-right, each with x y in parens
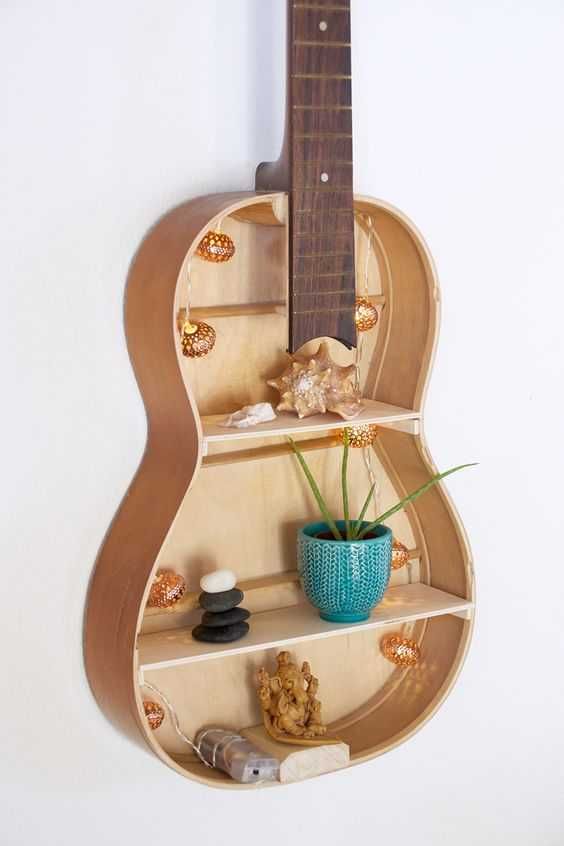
top-left (257, 651), bottom-right (340, 746)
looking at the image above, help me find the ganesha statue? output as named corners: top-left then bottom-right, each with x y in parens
top-left (257, 651), bottom-right (339, 746)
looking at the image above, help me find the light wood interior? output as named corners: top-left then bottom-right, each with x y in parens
top-left (85, 192), bottom-right (473, 789)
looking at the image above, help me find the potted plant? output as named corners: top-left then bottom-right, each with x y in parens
top-left (290, 432), bottom-right (475, 623)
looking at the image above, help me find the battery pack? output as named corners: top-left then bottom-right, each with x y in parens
top-left (195, 729), bottom-right (279, 784)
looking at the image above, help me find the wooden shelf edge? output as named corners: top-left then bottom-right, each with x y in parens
top-left (188, 294), bottom-right (385, 321)
top-left (202, 435), bottom-right (342, 467)
top-left (190, 301), bottom-right (285, 319)
top-left (202, 399), bottom-right (421, 446)
top-left (138, 582), bottom-right (472, 674)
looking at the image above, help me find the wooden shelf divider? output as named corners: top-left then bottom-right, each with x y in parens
top-left (188, 294), bottom-right (385, 322)
top-left (190, 301), bottom-right (285, 320)
top-left (202, 398), bottom-right (420, 447)
top-left (138, 583), bottom-right (473, 674)
top-left (202, 435), bottom-right (341, 467)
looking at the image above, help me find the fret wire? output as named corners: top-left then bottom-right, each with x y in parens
top-left (293, 160), bottom-right (353, 164)
top-left (294, 271), bottom-right (354, 279)
top-left (293, 232), bottom-right (353, 238)
top-left (294, 251), bottom-right (352, 258)
top-left (292, 188), bottom-right (353, 194)
top-left (292, 200), bottom-right (352, 205)
top-left (300, 184), bottom-right (352, 189)
top-left (293, 295), bottom-right (354, 302)
top-left (292, 307), bottom-right (354, 315)
top-left (292, 73), bottom-right (352, 79)
top-left (293, 4), bottom-right (349, 10)
top-left (294, 41), bottom-right (351, 47)
top-left (293, 289), bottom-right (355, 294)
top-left (293, 296), bottom-right (356, 300)
top-left (294, 133), bottom-right (352, 138)
top-left (293, 106), bottom-right (352, 110)
top-left (294, 231), bottom-right (353, 237)
top-left (294, 210), bottom-right (352, 216)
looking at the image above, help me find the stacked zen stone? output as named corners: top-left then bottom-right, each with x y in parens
top-left (192, 569), bottom-right (250, 643)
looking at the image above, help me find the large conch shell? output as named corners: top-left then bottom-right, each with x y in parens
top-left (267, 341), bottom-right (362, 420)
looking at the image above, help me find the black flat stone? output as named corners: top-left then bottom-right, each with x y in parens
top-left (201, 607), bottom-right (250, 628)
top-left (192, 622), bottom-right (250, 643)
top-left (199, 588), bottom-right (244, 613)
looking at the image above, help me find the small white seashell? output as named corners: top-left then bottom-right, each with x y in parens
top-left (219, 402), bottom-right (276, 429)
top-left (200, 569), bottom-right (237, 594)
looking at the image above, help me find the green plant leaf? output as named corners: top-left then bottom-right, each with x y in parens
top-left (341, 429), bottom-right (351, 540)
top-left (288, 437), bottom-right (342, 541)
top-left (356, 463), bottom-right (477, 540)
top-left (351, 482), bottom-right (376, 539)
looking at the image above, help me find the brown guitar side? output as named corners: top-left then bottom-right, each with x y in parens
top-left (84, 192), bottom-right (259, 748)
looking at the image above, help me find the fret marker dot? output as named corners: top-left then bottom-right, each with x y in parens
top-left (320, 172), bottom-right (329, 183)
top-left (319, 21), bottom-right (328, 32)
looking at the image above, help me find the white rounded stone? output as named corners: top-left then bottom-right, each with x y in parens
top-left (200, 569), bottom-right (237, 594)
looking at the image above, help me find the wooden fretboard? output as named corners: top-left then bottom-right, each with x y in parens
top-left (256, 0), bottom-right (357, 353)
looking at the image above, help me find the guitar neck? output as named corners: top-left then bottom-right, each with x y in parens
top-left (257, 0), bottom-right (357, 353)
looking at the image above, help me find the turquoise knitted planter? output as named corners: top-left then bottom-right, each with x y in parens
top-left (298, 521), bottom-right (392, 623)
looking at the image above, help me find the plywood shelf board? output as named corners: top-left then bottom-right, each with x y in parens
top-left (189, 294), bottom-right (385, 321)
top-left (202, 398), bottom-right (420, 444)
top-left (137, 583), bottom-right (473, 673)
top-left (202, 434), bottom-right (342, 467)
top-left (189, 301), bottom-right (285, 319)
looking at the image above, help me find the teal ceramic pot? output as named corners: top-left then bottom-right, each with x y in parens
top-left (297, 521), bottom-right (392, 623)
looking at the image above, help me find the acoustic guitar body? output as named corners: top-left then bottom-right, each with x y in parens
top-left (85, 3), bottom-right (474, 789)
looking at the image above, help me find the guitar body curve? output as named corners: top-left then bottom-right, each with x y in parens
top-left (85, 191), bottom-right (474, 786)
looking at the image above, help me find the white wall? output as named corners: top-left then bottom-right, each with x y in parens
top-left (2, 1), bottom-right (563, 843)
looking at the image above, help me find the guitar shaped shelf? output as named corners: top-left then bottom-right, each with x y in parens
top-left (85, 0), bottom-right (474, 787)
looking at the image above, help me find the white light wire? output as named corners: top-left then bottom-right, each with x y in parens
top-left (355, 215), bottom-right (380, 518)
top-left (185, 258), bottom-right (193, 324)
top-left (142, 681), bottom-right (271, 784)
top-left (363, 216), bottom-right (373, 295)
top-left (142, 680), bottom-right (213, 767)
top-left (362, 446), bottom-right (381, 520)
